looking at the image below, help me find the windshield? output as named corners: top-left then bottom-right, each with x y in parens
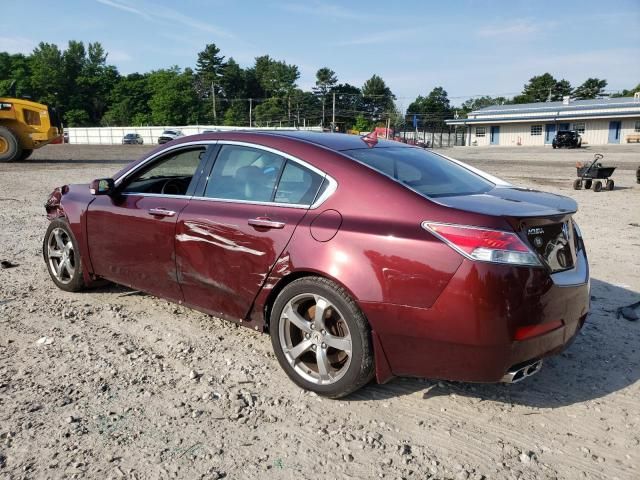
top-left (343, 147), bottom-right (494, 198)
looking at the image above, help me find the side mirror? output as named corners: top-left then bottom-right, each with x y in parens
top-left (90, 178), bottom-right (115, 195)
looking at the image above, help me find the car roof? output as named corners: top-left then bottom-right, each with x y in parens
top-left (195, 130), bottom-right (413, 152)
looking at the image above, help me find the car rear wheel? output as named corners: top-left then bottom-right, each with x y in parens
top-left (43, 219), bottom-right (85, 292)
top-left (270, 277), bottom-right (374, 398)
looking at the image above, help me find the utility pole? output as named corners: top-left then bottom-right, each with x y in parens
top-left (331, 92), bottom-right (336, 132)
top-left (211, 82), bottom-right (217, 123)
top-left (249, 98), bottom-right (252, 128)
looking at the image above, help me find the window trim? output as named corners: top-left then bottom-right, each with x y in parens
top-left (530, 125), bottom-right (543, 136)
top-left (475, 127), bottom-right (486, 137)
top-left (118, 144), bottom-right (211, 197)
top-left (114, 141), bottom-right (218, 187)
top-left (196, 140), bottom-right (336, 209)
top-left (116, 140), bottom-right (337, 209)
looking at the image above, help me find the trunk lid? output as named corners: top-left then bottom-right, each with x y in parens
top-left (433, 187), bottom-right (578, 272)
top-left (430, 186), bottom-right (577, 218)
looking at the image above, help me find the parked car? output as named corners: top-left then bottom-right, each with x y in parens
top-left (122, 133), bottom-right (144, 145)
top-left (42, 131), bottom-right (590, 398)
top-left (553, 130), bottom-right (582, 148)
top-left (157, 129), bottom-right (184, 144)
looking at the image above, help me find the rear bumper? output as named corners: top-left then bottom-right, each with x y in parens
top-left (363, 252), bottom-right (590, 383)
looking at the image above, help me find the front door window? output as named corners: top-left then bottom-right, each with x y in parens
top-left (122, 147), bottom-right (206, 196)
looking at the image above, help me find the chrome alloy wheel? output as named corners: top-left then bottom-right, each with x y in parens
top-left (279, 293), bottom-right (353, 385)
top-left (46, 227), bottom-right (76, 284)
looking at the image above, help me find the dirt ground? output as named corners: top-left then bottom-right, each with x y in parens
top-left (0, 143), bottom-right (639, 480)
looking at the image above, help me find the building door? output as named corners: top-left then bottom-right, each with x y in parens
top-left (490, 126), bottom-right (500, 145)
top-left (608, 121), bottom-right (621, 144)
top-left (545, 124), bottom-right (556, 144)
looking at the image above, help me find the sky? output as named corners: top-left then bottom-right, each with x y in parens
top-left (2, 0), bottom-right (639, 108)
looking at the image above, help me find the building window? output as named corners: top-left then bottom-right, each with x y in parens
top-left (573, 122), bottom-right (586, 134)
top-left (635, 121), bottom-right (640, 133)
top-left (530, 125), bottom-right (542, 136)
top-left (475, 127), bottom-right (485, 137)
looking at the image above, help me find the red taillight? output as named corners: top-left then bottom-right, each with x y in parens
top-left (422, 222), bottom-right (540, 266)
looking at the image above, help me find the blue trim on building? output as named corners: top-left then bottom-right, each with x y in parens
top-left (446, 111), bottom-right (640, 125)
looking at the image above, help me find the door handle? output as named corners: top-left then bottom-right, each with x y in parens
top-left (148, 208), bottom-right (176, 217)
top-left (248, 218), bottom-right (285, 229)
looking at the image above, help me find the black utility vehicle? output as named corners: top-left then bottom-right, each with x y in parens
top-left (553, 130), bottom-right (582, 149)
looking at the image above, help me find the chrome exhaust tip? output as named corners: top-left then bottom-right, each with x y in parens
top-left (501, 360), bottom-right (543, 384)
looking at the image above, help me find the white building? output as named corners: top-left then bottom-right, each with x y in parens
top-left (446, 95), bottom-right (640, 146)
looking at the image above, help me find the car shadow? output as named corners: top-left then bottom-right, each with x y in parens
top-left (350, 278), bottom-right (639, 408)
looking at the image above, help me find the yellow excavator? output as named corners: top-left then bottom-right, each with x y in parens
top-left (0, 90), bottom-right (63, 162)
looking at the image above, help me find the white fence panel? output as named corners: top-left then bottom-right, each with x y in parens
top-left (67, 125), bottom-right (322, 145)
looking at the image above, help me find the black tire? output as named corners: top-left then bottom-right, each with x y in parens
top-left (552, 144), bottom-right (557, 149)
top-left (572, 179), bottom-right (582, 190)
top-left (42, 219), bottom-right (85, 292)
top-left (606, 179), bottom-right (614, 191)
top-left (269, 277), bottom-right (375, 398)
top-left (19, 149), bottom-right (33, 161)
top-left (584, 179), bottom-right (592, 190)
top-left (0, 126), bottom-right (22, 162)
top-left (593, 180), bottom-right (603, 192)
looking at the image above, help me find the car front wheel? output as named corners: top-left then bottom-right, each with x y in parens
top-left (270, 277), bottom-right (374, 398)
top-left (43, 219), bottom-right (85, 292)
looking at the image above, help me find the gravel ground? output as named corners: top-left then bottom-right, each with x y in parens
top-left (0, 143), bottom-right (639, 480)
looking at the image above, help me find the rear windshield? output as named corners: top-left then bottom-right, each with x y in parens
top-left (343, 147), bottom-right (494, 198)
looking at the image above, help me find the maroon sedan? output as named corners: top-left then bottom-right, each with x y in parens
top-left (43, 131), bottom-right (590, 398)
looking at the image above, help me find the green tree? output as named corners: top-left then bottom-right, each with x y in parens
top-left (361, 74), bottom-right (395, 124)
top-left (148, 67), bottom-right (199, 125)
top-left (195, 43), bottom-right (225, 123)
top-left (254, 97), bottom-right (286, 126)
top-left (330, 83), bottom-right (362, 131)
top-left (0, 53), bottom-right (32, 97)
top-left (223, 100), bottom-right (248, 126)
top-left (406, 87), bottom-right (452, 129)
top-left (516, 73), bottom-right (572, 103)
top-left (353, 114), bottom-right (371, 132)
top-left (103, 73), bottom-right (151, 126)
top-left (573, 78), bottom-right (608, 99)
top-left (77, 42), bottom-right (119, 125)
top-left (313, 67), bottom-right (337, 127)
top-left (611, 83), bottom-right (640, 97)
top-left (29, 42), bottom-right (65, 107)
top-left (219, 57), bottom-right (245, 99)
top-left (460, 95), bottom-right (509, 114)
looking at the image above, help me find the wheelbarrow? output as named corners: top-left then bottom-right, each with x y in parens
top-left (573, 153), bottom-right (616, 191)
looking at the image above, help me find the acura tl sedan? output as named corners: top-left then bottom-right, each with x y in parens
top-left (43, 131), bottom-right (590, 398)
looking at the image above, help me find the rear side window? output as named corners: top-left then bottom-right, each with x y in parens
top-left (274, 161), bottom-right (324, 205)
top-left (344, 147), bottom-right (494, 198)
top-left (205, 145), bottom-right (285, 202)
